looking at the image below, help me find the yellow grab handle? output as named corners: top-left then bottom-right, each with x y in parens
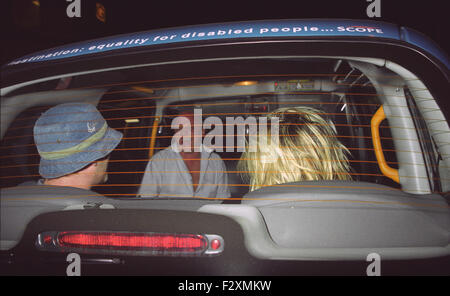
top-left (371, 106), bottom-right (400, 183)
top-left (148, 116), bottom-right (160, 159)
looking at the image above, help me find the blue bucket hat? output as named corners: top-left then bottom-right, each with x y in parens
top-left (34, 103), bottom-right (123, 179)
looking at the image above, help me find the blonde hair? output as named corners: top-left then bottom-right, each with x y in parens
top-left (238, 106), bottom-right (352, 191)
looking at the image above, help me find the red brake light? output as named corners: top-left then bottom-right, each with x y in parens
top-left (57, 231), bottom-right (206, 251)
top-left (210, 238), bottom-right (221, 250)
top-left (37, 231), bottom-right (224, 256)
top-left (43, 235), bottom-right (53, 244)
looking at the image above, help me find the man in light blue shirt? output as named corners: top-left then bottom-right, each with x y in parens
top-left (138, 110), bottom-right (230, 199)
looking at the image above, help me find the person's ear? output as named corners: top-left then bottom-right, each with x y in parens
top-left (83, 162), bottom-right (98, 173)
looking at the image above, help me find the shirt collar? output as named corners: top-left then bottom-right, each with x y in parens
top-left (170, 142), bottom-right (213, 156)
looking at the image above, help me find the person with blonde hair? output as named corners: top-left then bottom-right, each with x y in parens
top-left (238, 106), bottom-right (352, 192)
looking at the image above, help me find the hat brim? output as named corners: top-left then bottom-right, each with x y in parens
top-left (39, 127), bottom-right (123, 179)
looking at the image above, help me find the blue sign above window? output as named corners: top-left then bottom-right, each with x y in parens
top-left (5, 19), bottom-right (448, 69)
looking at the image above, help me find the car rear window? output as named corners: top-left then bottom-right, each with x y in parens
top-left (0, 57), bottom-right (442, 201)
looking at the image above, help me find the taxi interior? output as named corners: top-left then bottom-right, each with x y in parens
top-left (0, 59), bottom-right (405, 190)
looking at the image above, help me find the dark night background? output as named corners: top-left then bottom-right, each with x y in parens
top-left (1, 0), bottom-right (449, 66)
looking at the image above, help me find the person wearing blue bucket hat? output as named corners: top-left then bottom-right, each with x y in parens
top-left (0, 103), bottom-right (123, 247)
top-left (33, 102), bottom-right (123, 189)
